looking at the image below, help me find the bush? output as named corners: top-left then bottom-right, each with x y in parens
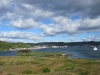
top-left (43, 67), bottom-right (50, 73)
top-left (21, 70), bottom-right (33, 74)
top-left (77, 69), bottom-right (90, 75)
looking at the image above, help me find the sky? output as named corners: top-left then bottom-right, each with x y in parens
top-left (0, 0), bottom-right (100, 43)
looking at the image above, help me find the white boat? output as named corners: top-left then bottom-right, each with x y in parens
top-left (93, 47), bottom-right (98, 51)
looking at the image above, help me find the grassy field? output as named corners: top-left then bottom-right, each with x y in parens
top-left (0, 52), bottom-right (100, 75)
top-left (18, 52), bottom-right (62, 57)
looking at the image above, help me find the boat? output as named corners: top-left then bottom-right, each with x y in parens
top-left (93, 46), bottom-right (98, 51)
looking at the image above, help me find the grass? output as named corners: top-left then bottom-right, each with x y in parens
top-left (55, 62), bottom-right (77, 71)
top-left (7, 74), bottom-right (14, 75)
top-left (0, 52), bottom-right (100, 75)
top-left (18, 52), bottom-right (62, 57)
top-left (21, 70), bottom-right (33, 74)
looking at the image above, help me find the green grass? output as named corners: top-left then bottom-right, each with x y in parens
top-left (18, 52), bottom-right (62, 57)
top-left (55, 62), bottom-right (77, 71)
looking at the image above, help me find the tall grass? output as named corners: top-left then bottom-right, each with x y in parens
top-left (21, 70), bottom-right (33, 74)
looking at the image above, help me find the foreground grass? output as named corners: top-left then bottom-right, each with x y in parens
top-left (0, 52), bottom-right (100, 75)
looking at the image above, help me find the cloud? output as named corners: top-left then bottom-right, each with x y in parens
top-left (78, 18), bottom-right (100, 32)
top-left (0, 31), bottom-right (43, 42)
top-left (13, 0), bottom-right (100, 19)
top-left (0, 2), bottom-right (53, 29)
top-left (10, 18), bottom-right (38, 29)
top-left (0, 0), bottom-right (100, 42)
top-left (40, 16), bottom-right (80, 36)
top-left (1, 0), bottom-right (100, 19)
top-left (40, 23), bottom-right (56, 36)
top-left (0, 38), bottom-right (23, 42)
top-left (12, 3), bottom-right (53, 21)
top-left (0, 0), bottom-right (13, 16)
top-left (81, 35), bottom-right (100, 41)
top-left (69, 38), bottom-right (76, 42)
top-left (40, 16), bottom-right (100, 37)
top-left (1, 0), bottom-right (100, 24)
top-left (1, 0), bottom-right (100, 20)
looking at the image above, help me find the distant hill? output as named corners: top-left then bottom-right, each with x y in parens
top-left (27, 41), bottom-right (100, 47)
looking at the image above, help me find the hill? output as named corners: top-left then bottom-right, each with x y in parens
top-left (0, 41), bottom-right (30, 51)
top-left (27, 41), bottom-right (100, 47)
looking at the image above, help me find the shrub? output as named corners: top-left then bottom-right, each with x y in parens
top-left (43, 67), bottom-right (50, 73)
top-left (77, 69), bottom-right (90, 75)
top-left (21, 70), bottom-right (33, 74)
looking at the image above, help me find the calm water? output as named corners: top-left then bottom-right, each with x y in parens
top-left (0, 47), bottom-right (100, 60)
top-left (0, 51), bottom-right (17, 56)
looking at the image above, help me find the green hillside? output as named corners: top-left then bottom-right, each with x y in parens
top-left (0, 41), bottom-right (30, 51)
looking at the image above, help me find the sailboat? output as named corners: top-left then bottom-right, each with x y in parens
top-left (93, 46), bottom-right (98, 51)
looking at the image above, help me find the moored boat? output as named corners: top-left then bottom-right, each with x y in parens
top-left (93, 46), bottom-right (98, 51)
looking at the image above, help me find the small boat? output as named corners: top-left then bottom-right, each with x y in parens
top-left (93, 47), bottom-right (98, 51)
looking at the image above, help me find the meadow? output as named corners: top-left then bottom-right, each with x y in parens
top-left (0, 52), bottom-right (100, 75)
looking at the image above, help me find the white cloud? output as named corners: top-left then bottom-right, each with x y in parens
top-left (40, 16), bottom-right (100, 37)
top-left (0, 0), bottom-right (100, 42)
top-left (0, 3), bottom-right (53, 30)
top-left (1, 0), bottom-right (100, 33)
top-left (69, 38), bottom-right (76, 42)
top-left (10, 18), bottom-right (38, 29)
top-left (22, 4), bottom-right (33, 9)
top-left (40, 23), bottom-right (56, 36)
top-left (0, 38), bottom-right (23, 43)
top-left (52, 16), bottom-right (80, 33)
top-left (1, 12), bottom-right (17, 21)
top-left (40, 16), bottom-right (80, 36)
top-left (78, 18), bottom-right (100, 32)
top-left (81, 35), bottom-right (100, 41)
top-left (0, 31), bottom-right (43, 42)
top-left (5, 12), bottom-right (16, 20)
